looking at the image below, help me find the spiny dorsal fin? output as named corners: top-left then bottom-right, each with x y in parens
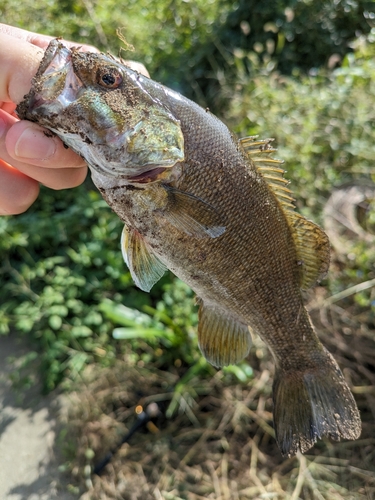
top-left (197, 300), bottom-right (252, 367)
top-left (239, 136), bottom-right (295, 211)
top-left (239, 136), bottom-right (278, 155)
top-left (239, 136), bottom-right (330, 289)
top-left (121, 224), bottom-right (167, 292)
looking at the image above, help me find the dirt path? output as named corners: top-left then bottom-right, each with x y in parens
top-left (0, 334), bottom-right (78, 500)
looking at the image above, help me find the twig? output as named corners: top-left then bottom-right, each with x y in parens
top-left (291, 452), bottom-right (307, 500)
top-left (207, 461), bottom-right (221, 499)
top-left (81, 0), bottom-right (108, 46)
top-left (249, 435), bottom-right (268, 495)
top-left (312, 278), bottom-right (375, 309)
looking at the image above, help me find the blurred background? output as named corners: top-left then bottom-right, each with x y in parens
top-left (1, 0), bottom-right (375, 498)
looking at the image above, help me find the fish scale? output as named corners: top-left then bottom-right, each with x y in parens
top-left (16, 39), bottom-right (361, 457)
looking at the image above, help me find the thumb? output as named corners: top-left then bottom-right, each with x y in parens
top-left (0, 31), bottom-right (43, 104)
top-left (0, 113), bottom-right (39, 215)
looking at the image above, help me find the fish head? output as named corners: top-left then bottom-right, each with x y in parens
top-left (17, 40), bottom-right (184, 181)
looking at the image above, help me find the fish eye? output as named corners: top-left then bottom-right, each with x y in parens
top-left (96, 68), bottom-right (122, 89)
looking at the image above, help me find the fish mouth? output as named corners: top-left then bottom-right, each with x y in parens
top-left (127, 166), bottom-right (171, 184)
top-left (25, 40), bottom-right (84, 115)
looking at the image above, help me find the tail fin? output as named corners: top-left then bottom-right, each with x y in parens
top-left (273, 349), bottom-right (361, 457)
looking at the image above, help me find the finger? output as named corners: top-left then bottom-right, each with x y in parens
top-left (0, 102), bottom-right (17, 116)
top-left (0, 31), bottom-right (43, 104)
top-left (0, 159), bottom-right (39, 215)
top-left (14, 163), bottom-right (88, 190)
top-left (5, 117), bottom-right (87, 169)
top-left (0, 24), bottom-right (148, 77)
top-left (123, 60), bottom-right (150, 78)
top-left (0, 110), bottom-right (88, 189)
top-left (0, 25), bottom-right (148, 107)
top-left (0, 30), bottom-right (95, 107)
top-left (0, 23), bottom-right (99, 53)
top-left (0, 148), bottom-right (87, 190)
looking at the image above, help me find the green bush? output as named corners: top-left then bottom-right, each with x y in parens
top-left (0, 183), bottom-right (174, 389)
top-left (2, 1), bottom-right (375, 388)
top-left (226, 48), bottom-right (375, 217)
top-left (2, 0), bottom-right (374, 109)
top-left (225, 45), bottom-right (375, 315)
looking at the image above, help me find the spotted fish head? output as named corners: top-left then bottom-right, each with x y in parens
top-left (16, 40), bottom-right (184, 181)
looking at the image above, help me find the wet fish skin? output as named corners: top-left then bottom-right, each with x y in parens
top-left (16, 40), bottom-right (361, 457)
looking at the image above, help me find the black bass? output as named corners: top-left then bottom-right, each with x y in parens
top-left (17, 40), bottom-right (361, 456)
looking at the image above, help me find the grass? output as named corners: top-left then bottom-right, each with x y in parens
top-left (60, 284), bottom-right (375, 500)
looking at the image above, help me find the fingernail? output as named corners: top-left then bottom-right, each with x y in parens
top-left (0, 117), bottom-right (6, 138)
top-left (15, 126), bottom-right (56, 160)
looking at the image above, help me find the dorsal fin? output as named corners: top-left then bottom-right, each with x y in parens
top-left (285, 212), bottom-right (330, 290)
top-left (239, 136), bottom-right (330, 289)
top-left (239, 136), bottom-right (295, 211)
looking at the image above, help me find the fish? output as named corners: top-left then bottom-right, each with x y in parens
top-left (16, 39), bottom-right (361, 457)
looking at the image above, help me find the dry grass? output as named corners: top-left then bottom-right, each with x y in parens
top-left (63, 288), bottom-right (375, 500)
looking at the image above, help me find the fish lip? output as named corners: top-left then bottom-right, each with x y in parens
top-left (26, 40), bottom-right (84, 114)
top-left (127, 166), bottom-right (174, 184)
top-left (38, 39), bottom-right (71, 74)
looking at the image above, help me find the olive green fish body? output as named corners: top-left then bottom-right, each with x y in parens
top-left (99, 91), bottom-right (318, 365)
top-left (17, 40), bottom-right (361, 456)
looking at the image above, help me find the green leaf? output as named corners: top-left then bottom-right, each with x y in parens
top-left (223, 363), bottom-right (253, 382)
top-left (70, 326), bottom-right (92, 338)
top-left (112, 327), bottom-right (174, 341)
top-left (100, 300), bottom-right (153, 327)
top-left (49, 315), bottom-right (63, 330)
top-left (68, 352), bottom-right (90, 374)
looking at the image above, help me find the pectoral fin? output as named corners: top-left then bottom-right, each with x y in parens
top-left (197, 300), bottom-right (252, 367)
top-left (121, 224), bottom-right (167, 292)
top-left (161, 185), bottom-right (226, 238)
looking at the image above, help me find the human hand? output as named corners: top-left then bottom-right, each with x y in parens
top-left (0, 24), bottom-right (148, 216)
top-left (0, 24), bottom-right (96, 215)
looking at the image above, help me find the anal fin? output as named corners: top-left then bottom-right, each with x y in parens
top-left (121, 224), bottom-right (167, 292)
top-left (197, 301), bottom-right (252, 367)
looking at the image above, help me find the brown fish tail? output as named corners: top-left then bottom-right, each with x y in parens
top-left (273, 348), bottom-right (361, 457)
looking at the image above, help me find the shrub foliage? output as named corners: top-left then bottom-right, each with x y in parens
top-left (1, 0), bottom-right (375, 391)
